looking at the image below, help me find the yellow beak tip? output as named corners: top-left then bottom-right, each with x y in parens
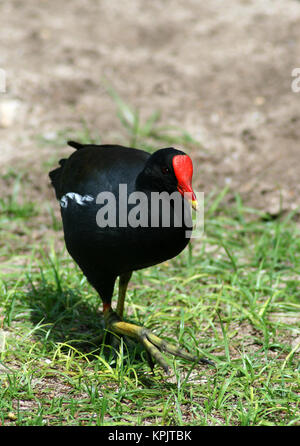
top-left (190, 200), bottom-right (198, 211)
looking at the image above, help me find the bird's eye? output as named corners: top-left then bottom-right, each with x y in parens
top-left (162, 167), bottom-right (170, 175)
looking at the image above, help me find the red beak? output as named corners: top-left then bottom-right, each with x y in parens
top-left (172, 154), bottom-right (197, 210)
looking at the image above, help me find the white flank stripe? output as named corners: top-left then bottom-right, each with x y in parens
top-left (60, 192), bottom-right (94, 208)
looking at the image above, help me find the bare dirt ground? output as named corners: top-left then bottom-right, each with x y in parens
top-left (1, 0), bottom-right (300, 216)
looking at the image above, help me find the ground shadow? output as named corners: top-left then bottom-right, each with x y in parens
top-left (26, 281), bottom-right (148, 370)
top-left (27, 282), bottom-right (104, 347)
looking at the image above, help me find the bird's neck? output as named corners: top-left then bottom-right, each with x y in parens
top-left (135, 168), bottom-right (153, 193)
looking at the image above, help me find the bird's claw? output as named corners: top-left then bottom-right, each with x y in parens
top-left (104, 309), bottom-right (213, 374)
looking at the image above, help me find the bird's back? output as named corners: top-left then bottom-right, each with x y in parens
top-left (49, 142), bottom-right (150, 199)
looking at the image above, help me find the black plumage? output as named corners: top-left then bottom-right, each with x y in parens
top-left (49, 141), bottom-right (212, 373)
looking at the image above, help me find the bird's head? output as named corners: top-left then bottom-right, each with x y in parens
top-left (140, 148), bottom-right (197, 210)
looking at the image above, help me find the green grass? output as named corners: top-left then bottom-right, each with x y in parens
top-left (0, 172), bottom-right (37, 220)
top-left (0, 185), bottom-right (299, 426)
top-left (0, 94), bottom-right (299, 425)
top-left (103, 81), bottom-right (204, 151)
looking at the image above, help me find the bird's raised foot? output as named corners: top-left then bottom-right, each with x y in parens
top-left (104, 309), bottom-right (214, 374)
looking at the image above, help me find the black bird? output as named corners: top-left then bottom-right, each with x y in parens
top-left (49, 141), bottom-right (211, 373)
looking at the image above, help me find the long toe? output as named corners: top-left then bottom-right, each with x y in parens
top-left (145, 330), bottom-right (214, 367)
top-left (105, 309), bottom-right (213, 373)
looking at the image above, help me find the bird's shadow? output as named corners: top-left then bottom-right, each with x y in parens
top-left (27, 282), bottom-right (104, 347)
top-left (26, 281), bottom-right (150, 373)
top-left (25, 283), bottom-right (201, 388)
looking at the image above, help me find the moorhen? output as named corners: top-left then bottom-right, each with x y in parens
top-left (49, 141), bottom-right (211, 373)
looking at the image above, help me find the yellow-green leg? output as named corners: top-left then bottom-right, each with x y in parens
top-left (116, 271), bottom-right (132, 318)
top-left (102, 271), bottom-right (213, 374)
top-left (104, 307), bottom-right (213, 374)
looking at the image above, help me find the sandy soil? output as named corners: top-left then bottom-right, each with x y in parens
top-left (1, 0), bottom-right (300, 216)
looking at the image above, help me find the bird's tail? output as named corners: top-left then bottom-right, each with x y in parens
top-left (49, 158), bottom-right (66, 199)
top-left (67, 140), bottom-right (85, 150)
top-left (49, 141), bottom-right (84, 199)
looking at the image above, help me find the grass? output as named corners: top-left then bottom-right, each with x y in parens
top-left (0, 188), bottom-right (299, 426)
top-left (103, 81), bottom-right (203, 151)
top-left (0, 172), bottom-right (37, 220)
top-left (0, 94), bottom-right (299, 426)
